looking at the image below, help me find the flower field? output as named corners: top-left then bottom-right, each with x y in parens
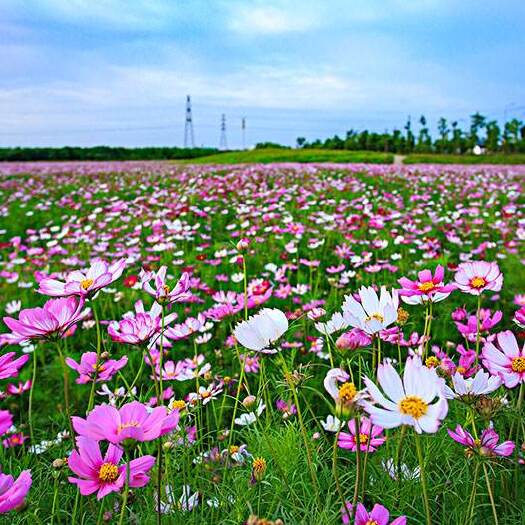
top-left (1, 160), bottom-right (525, 524)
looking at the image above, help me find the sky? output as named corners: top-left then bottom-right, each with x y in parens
top-left (1, 0), bottom-right (524, 148)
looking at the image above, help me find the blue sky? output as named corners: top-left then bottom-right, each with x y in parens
top-left (1, 0), bottom-right (524, 148)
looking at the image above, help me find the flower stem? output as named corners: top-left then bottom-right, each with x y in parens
top-left (28, 349), bottom-right (37, 445)
top-left (351, 416), bottom-right (361, 510)
top-left (415, 432), bottom-right (432, 525)
top-left (467, 462), bottom-right (480, 522)
top-left (482, 463), bottom-right (499, 525)
top-left (475, 294), bottom-right (482, 365)
top-left (333, 427), bottom-right (350, 522)
top-left (118, 455), bottom-right (131, 525)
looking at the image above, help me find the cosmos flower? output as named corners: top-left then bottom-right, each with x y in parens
top-left (0, 411), bottom-right (13, 436)
top-left (342, 287), bottom-right (398, 335)
top-left (72, 401), bottom-right (179, 444)
top-left (0, 353), bottom-right (29, 380)
top-left (37, 258), bottom-right (126, 298)
top-left (341, 502), bottom-right (406, 525)
top-left (335, 328), bottom-right (373, 351)
top-left (454, 261), bottom-right (503, 296)
top-left (3, 297), bottom-right (86, 344)
top-left (398, 265), bottom-right (456, 304)
top-left (68, 436), bottom-right (155, 499)
top-left (324, 368), bottom-right (366, 411)
top-left (65, 352), bottom-right (128, 384)
top-left (443, 369), bottom-right (501, 400)
top-left (482, 330), bottom-right (525, 388)
top-left (363, 356), bottom-right (448, 434)
top-left (140, 266), bottom-right (191, 305)
top-left (338, 417), bottom-right (386, 453)
top-left (0, 469), bottom-right (32, 513)
top-left (320, 415), bottom-right (345, 433)
top-left (448, 425), bottom-right (515, 457)
top-left (233, 308), bottom-right (288, 353)
top-left (455, 309), bottom-right (502, 342)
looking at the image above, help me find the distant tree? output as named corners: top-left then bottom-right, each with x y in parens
top-left (254, 142), bottom-right (289, 150)
top-left (404, 116), bottom-right (415, 153)
top-left (296, 137), bottom-right (306, 148)
top-left (416, 115), bottom-right (432, 153)
top-left (485, 120), bottom-right (501, 152)
top-left (469, 112), bottom-right (487, 149)
top-left (436, 117), bottom-right (449, 153)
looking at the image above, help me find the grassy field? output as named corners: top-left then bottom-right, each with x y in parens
top-left (404, 153), bottom-right (525, 164)
top-left (187, 148), bottom-right (394, 164)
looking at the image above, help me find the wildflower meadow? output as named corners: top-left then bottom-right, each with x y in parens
top-left (1, 160), bottom-right (525, 524)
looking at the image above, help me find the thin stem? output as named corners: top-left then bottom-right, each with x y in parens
top-left (415, 432), bottom-right (432, 525)
top-left (333, 427), bottom-right (350, 523)
top-left (483, 463), bottom-right (499, 525)
top-left (467, 462), bottom-right (480, 522)
top-left (351, 417), bottom-right (361, 510)
top-left (118, 454), bottom-right (131, 525)
top-left (475, 294), bottom-right (482, 365)
top-left (57, 342), bottom-right (74, 439)
top-left (242, 255), bottom-right (248, 321)
top-left (50, 474), bottom-right (59, 525)
top-left (28, 349), bottom-right (37, 445)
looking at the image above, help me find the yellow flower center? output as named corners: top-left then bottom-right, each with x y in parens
top-left (418, 281), bottom-right (435, 293)
top-left (511, 357), bottom-right (525, 373)
top-left (201, 391), bottom-right (211, 399)
top-left (470, 276), bottom-right (486, 289)
top-left (366, 312), bottom-right (384, 323)
top-left (171, 400), bottom-right (186, 411)
top-left (98, 462), bottom-right (119, 482)
top-left (358, 433), bottom-right (369, 444)
top-left (91, 363), bottom-right (105, 373)
top-left (117, 421), bottom-right (140, 433)
top-left (425, 356), bottom-right (440, 368)
top-left (399, 395), bottom-right (428, 419)
top-left (229, 445), bottom-right (240, 455)
top-left (365, 521), bottom-right (379, 525)
top-left (253, 457), bottom-right (266, 473)
top-left (162, 284), bottom-right (170, 294)
top-left (339, 382), bottom-right (357, 403)
top-left (456, 366), bottom-right (466, 375)
top-left (80, 278), bottom-right (94, 290)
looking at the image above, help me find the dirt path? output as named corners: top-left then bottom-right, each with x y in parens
top-left (393, 154), bottom-right (406, 166)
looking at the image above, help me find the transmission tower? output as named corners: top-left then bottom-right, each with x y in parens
top-left (241, 117), bottom-right (246, 149)
top-left (219, 114), bottom-right (228, 150)
top-left (184, 95), bottom-right (195, 148)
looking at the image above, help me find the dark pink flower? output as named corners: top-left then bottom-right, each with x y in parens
top-left (65, 352), bottom-right (128, 384)
top-left (448, 424), bottom-right (515, 457)
top-left (342, 502), bottom-right (406, 525)
top-left (398, 265), bottom-right (455, 304)
top-left (0, 353), bottom-right (29, 380)
top-left (338, 417), bottom-right (386, 453)
top-left (0, 469), bottom-right (31, 513)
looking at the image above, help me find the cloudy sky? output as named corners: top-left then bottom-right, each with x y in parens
top-left (1, 0), bottom-right (524, 148)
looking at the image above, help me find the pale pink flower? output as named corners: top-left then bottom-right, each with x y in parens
top-left (482, 330), bottom-right (525, 388)
top-left (65, 352), bottom-right (128, 384)
top-left (398, 265), bottom-right (455, 304)
top-left (454, 261), bottom-right (503, 295)
top-left (448, 425), bottom-right (515, 457)
top-left (140, 266), bottom-right (191, 305)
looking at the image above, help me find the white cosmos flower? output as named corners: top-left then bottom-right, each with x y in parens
top-left (234, 401), bottom-right (265, 426)
top-left (342, 286), bottom-right (398, 334)
top-left (320, 415), bottom-right (345, 433)
top-left (363, 356), bottom-right (448, 434)
top-left (5, 300), bottom-right (21, 315)
top-left (314, 312), bottom-right (348, 336)
top-left (234, 308), bottom-right (288, 353)
top-left (443, 369), bottom-right (502, 400)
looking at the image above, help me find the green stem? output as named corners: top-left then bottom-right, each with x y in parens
top-left (351, 416), bottom-right (362, 509)
top-left (475, 294), bottom-right (482, 365)
top-left (415, 432), bottom-right (432, 525)
top-left (483, 463), bottom-right (499, 525)
top-left (333, 427), bottom-right (349, 522)
top-left (28, 349), bottom-right (37, 445)
top-left (50, 474), bottom-right (59, 525)
top-left (118, 455), bottom-right (131, 525)
top-left (467, 462), bottom-right (480, 522)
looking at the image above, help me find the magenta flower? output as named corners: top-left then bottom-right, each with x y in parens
top-left (65, 352), bottom-right (128, 384)
top-left (140, 266), bottom-right (191, 305)
top-left (0, 410), bottom-right (13, 436)
top-left (342, 502), bottom-right (406, 525)
top-left (0, 469), bottom-right (31, 513)
top-left (455, 309), bottom-right (502, 342)
top-left (513, 306), bottom-right (525, 328)
top-left (454, 261), bottom-right (503, 296)
top-left (37, 258), bottom-right (126, 298)
top-left (398, 265), bottom-right (456, 304)
top-left (336, 328), bottom-right (372, 351)
top-left (109, 301), bottom-right (168, 346)
top-left (68, 436), bottom-right (155, 499)
top-left (482, 330), bottom-right (525, 388)
top-left (72, 401), bottom-right (179, 444)
top-left (338, 416), bottom-right (386, 453)
top-left (3, 297), bottom-right (86, 344)
top-left (448, 425), bottom-right (515, 457)
top-left (0, 353), bottom-right (29, 379)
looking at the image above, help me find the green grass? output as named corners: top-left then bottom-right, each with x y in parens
top-left (187, 148), bottom-right (394, 164)
top-left (403, 153), bottom-right (525, 165)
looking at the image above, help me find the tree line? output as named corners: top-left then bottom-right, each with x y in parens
top-left (0, 146), bottom-right (218, 162)
top-left (296, 113), bottom-right (525, 154)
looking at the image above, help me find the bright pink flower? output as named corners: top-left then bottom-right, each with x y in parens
top-left (454, 261), bottom-right (503, 296)
top-left (338, 417), bottom-right (386, 453)
top-left (0, 469), bottom-right (31, 513)
top-left (482, 330), bottom-right (525, 388)
top-left (455, 309), bottom-right (502, 342)
top-left (6, 381), bottom-right (31, 396)
top-left (336, 329), bottom-right (372, 351)
top-left (108, 300), bottom-right (177, 346)
top-left (65, 352), bottom-right (128, 384)
top-left (68, 436), bottom-right (155, 499)
top-left (72, 401), bottom-right (179, 444)
top-left (0, 411), bottom-right (13, 436)
top-left (398, 265), bottom-right (455, 304)
top-left (37, 258), bottom-right (126, 298)
top-left (448, 425), bottom-right (515, 457)
top-left (0, 353), bottom-right (29, 379)
top-left (140, 266), bottom-right (191, 305)
top-left (2, 433), bottom-right (26, 448)
top-left (513, 306), bottom-right (525, 328)
top-left (342, 502), bottom-right (406, 525)
top-left (3, 297), bottom-right (86, 344)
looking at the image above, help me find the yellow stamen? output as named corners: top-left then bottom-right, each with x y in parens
top-left (338, 382), bottom-right (357, 403)
top-left (98, 462), bottom-right (119, 482)
top-left (470, 276), bottom-right (486, 289)
top-left (418, 281), bottom-right (435, 293)
top-left (366, 312), bottom-right (384, 323)
top-left (358, 433), bottom-right (369, 444)
top-left (399, 395), bottom-right (428, 419)
top-left (117, 421), bottom-right (140, 433)
top-left (425, 356), bottom-right (440, 368)
top-left (80, 278), bottom-right (94, 290)
top-left (511, 357), bottom-right (525, 373)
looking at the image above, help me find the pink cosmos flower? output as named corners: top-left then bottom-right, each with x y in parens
top-left (0, 410), bottom-right (13, 436)
top-left (37, 258), bottom-right (126, 298)
top-left (336, 329), bottom-right (372, 351)
top-left (0, 353), bottom-right (29, 379)
top-left (65, 352), bottom-right (128, 384)
top-left (108, 300), bottom-right (177, 345)
top-left (0, 469), bottom-right (32, 513)
top-left (6, 381), bottom-right (31, 396)
top-left (455, 308), bottom-right (502, 342)
top-left (454, 261), bottom-right (503, 296)
top-left (140, 266), bottom-right (191, 305)
top-left (398, 265), bottom-right (456, 304)
top-left (338, 416), bottom-right (386, 453)
top-left (240, 354), bottom-right (260, 374)
top-left (72, 401), bottom-right (179, 444)
top-left (68, 436), bottom-right (155, 499)
top-left (482, 330), bottom-right (525, 388)
top-left (341, 502), bottom-right (406, 525)
top-left (448, 425), bottom-right (515, 457)
top-left (513, 306), bottom-right (525, 329)
top-left (3, 297), bottom-right (86, 344)
top-left (2, 433), bottom-right (26, 448)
